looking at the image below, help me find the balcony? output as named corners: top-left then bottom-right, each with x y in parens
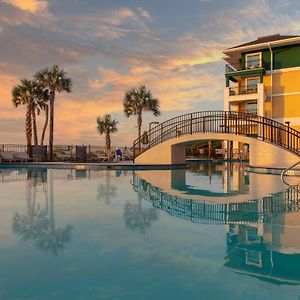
top-left (229, 84), bottom-right (258, 96)
top-left (225, 59), bottom-right (267, 74)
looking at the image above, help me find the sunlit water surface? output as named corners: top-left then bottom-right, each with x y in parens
top-left (0, 163), bottom-right (300, 300)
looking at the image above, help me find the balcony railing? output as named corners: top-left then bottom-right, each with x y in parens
top-left (229, 84), bottom-right (258, 96)
top-left (225, 59), bottom-right (267, 73)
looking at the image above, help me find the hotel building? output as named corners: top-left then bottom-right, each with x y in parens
top-left (224, 34), bottom-right (300, 132)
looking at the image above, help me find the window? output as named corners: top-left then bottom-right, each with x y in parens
top-left (246, 77), bottom-right (260, 87)
top-left (245, 101), bottom-right (257, 114)
top-left (245, 52), bottom-right (262, 69)
top-left (246, 77), bottom-right (259, 93)
top-left (245, 250), bottom-right (262, 268)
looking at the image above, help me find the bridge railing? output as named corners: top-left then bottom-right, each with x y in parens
top-left (133, 111), bottom-right (300, 159)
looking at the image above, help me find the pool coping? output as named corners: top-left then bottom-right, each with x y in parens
top-left (247, 165), bottom-right (300, 176)
top-left (0, 161), bottom-right (188, 170)
top-left (0, 159), bottom-right (249, 170)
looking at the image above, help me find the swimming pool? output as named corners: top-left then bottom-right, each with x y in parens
top-left (0, 163), bottom-right (300, 300)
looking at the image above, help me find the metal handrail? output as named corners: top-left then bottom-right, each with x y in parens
top-left (133, 111), bottom-right (300, 160)
top-left (280, 160), bottom-right (300, 186)
top-left (229, 84), bottom-right (258, 95)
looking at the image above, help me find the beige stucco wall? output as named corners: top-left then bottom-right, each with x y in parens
top-left (135, 132), bottom-right (300, 169)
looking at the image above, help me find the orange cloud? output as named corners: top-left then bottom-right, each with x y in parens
top-left (4, 0), bottom-right (48, 13)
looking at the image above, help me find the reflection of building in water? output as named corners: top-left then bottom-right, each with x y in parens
top-left (225, 210), bottom-right (300, 285)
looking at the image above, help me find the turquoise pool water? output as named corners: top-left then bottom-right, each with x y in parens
top-left (0, 163), bottom-right (300, 300)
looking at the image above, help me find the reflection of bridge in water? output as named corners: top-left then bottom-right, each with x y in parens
top-left (133, 173), bottom-right (300, 225)
top-left (133, 171), bottom-right (300, 284)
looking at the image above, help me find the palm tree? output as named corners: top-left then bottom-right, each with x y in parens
top-left (32, 88), bottom-right (49, 146)
top-left (34, 93), bottom-right (50, 146)
top-left (40, 102), bottom-right (49, 146)
top-left (34, 65), bottom-right (72, 160)
top-left (12, 79), bottom-right (45, 156)
top-left (96, 114), bottom-right (118, 151)
top-left (123, 85), bottom-right (160, 151)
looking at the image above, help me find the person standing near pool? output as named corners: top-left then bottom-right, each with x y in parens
top-left (115, 148), bottom-right (122, 161)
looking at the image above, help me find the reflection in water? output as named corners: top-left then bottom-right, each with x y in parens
top-left (225, 222), bottom-right (300, 285)
top-left (94, 169), bottom-right (158, 233)
top-left (12, 169), bottom-right (73, 256)
top-left (97, 170), bottom-right (117, 205)
top-left (133, 172), bottom-right (300, 225)
top-left (2, 164), bottom-right (300, 288)
top-left (124, 195), bottom-right (158, 234)
top-left (133, 170), bottom-right (300, 285)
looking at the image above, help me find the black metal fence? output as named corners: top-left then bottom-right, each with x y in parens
top-left (133, 111), bottom-right (300, 160)
top-left (0, 144), bottom-right (133, 162)
top-left (229, 84), bottom-right (258, 95)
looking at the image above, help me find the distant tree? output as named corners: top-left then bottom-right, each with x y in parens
top-left (34, 65), bottom-right (72, 160)
top-left (96, 114), bottom-right (118, 151)
top-left (123, 85), bottom-right (160, 151)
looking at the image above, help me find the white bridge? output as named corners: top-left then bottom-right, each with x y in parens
top-left (133, 111), bottom-right (300, 169)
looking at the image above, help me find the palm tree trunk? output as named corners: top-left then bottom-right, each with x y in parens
top-left (41, 105), bottom-right (49, 146)
top-left (106, 131), bottom-right (111, 151)
top-left (32, 109), bottom-right (38, 146)
top-left (49, 90), bottom-right (55, 161)
top-left (137, 113), bottom-right (142, 152)
top-left (26, 104), bottom-right (33, 157)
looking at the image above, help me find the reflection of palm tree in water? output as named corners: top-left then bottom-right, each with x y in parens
top-left (97, 170), bottom-right (117, 205)
top-left (124, 195), bottom-right (158, 234)
top-left (12, 169), bottom-right (73, 255)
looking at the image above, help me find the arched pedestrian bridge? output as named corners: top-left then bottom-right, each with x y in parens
top-left (133, 111), bottom-right (300, 169)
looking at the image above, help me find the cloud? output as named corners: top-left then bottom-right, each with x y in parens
top-left (1, 0), bottom-right (300, 145)
top-left (3, 0), bottom-right (48, 13)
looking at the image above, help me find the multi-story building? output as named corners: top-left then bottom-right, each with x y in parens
top-left (224, 34), bottom-right (300, 132)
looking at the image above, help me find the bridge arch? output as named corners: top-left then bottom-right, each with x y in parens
top-left (133, 111), bottom-right (300, 168)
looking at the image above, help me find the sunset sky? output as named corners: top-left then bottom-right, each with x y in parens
top-left (1, 0), bottom-right (300, 146)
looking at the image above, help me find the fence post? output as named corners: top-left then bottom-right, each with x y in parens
top-left (224, 111), bottom-right (227, 133)
top-left (190, 113), bottom-right (193, 135)
top-left (262, 118), bottom-right (265, 141)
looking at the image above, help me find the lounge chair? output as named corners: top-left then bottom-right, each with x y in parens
top-left (122, 148), bottom-right (133, 161)
top-left (15, 152), bottom-right (34, 162)
top-left (55, 151), bottom-right (71, 161)
top-left (0, 152), bottom-right (17, 163)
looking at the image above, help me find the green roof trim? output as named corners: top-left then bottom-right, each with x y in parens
top-left (225, 68), bottom-right (265, 78)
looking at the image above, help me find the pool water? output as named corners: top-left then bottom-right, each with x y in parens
top-left (0, 163), bottom-right (300, 300)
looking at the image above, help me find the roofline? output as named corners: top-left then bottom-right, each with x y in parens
top-left (223, 36), bottom-right (300, 54)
